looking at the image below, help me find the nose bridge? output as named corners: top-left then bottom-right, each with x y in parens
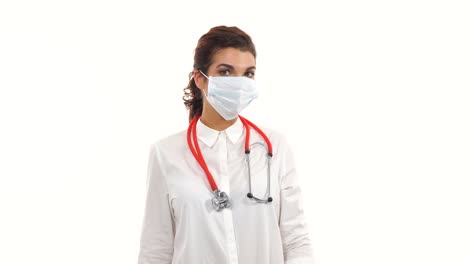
top-left (232, 64), bottom-right (250, 76)
top-left (232, 67), bottom-right (245, 77)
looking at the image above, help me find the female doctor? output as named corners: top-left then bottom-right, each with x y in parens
top-left (137, 26), bottom-right (314, 264)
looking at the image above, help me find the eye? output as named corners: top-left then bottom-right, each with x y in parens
top-left (218, 69), bottom-right (231, 76)
top-left (245, 71), bottom-right (255, 78)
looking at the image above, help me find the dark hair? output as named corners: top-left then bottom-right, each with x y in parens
top-left (183, 26), bottom-right (257, 121)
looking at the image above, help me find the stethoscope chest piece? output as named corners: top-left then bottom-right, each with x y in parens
top-left (212, 189), bottom-right (231, 211)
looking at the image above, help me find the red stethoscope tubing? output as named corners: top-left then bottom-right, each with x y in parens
top-left (187, 115), bottom-right (272, 192)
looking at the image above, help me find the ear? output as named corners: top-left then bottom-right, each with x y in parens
top-left (193, 70), bottom-right (207, 91)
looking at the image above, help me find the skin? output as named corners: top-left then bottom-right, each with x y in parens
top-left (193, 47), bottom-right (256, 131)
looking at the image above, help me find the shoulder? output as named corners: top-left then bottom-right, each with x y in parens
top-left (245, 120), bottom-right (291, 156)
top-left (148, 129), bottom-right (188, 155)
top-left (262, 126), bottom-right (287, 142)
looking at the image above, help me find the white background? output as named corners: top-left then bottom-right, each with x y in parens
top-left (1, 0), bottom-right (467, 263)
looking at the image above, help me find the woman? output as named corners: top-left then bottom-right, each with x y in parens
top-left (138, 26), bottom-right (314, 264)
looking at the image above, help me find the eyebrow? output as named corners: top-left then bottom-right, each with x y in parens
top-left (216, 63), bottom-right (256, 71)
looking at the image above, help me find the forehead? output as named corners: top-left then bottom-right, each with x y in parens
top-left (210, 47), bottom-right (255, 68)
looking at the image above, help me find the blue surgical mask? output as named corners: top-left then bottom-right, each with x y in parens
top-left (200, 71), bottom-right (258, 120)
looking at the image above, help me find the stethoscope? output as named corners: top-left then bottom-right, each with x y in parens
top-left (187, 115), bottom-right (273, 211)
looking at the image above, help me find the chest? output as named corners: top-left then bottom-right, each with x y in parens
top-left (162, 138), bottom-right (281, 217)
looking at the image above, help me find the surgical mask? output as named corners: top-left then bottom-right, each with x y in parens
top-left (200, 71), bottom-right (258, 120)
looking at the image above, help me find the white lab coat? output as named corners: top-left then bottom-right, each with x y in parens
top-left (137, 117), bottom-right (315, 264)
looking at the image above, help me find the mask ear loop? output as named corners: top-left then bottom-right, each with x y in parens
top-left (199, 70), bottom-right (209, 79)
top-left (198, 70), bottom-right (210, 97)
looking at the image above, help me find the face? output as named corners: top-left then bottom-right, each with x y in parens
top-left (194, 47), bottom-right (256, 92)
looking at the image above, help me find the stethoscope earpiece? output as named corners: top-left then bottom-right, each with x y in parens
top-left (247, 193), bottom-right (273, 203)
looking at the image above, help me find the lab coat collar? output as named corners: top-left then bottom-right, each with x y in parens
top-left (196, 117), bottom-right (244, 148)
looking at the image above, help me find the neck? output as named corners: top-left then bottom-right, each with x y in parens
top-left (199, 108), bottom-right (237, 131)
